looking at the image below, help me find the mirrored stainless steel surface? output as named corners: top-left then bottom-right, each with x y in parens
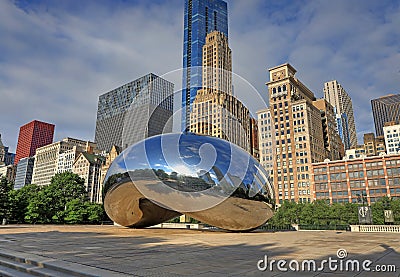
top-left (103, 133), bottom-right (275, 231)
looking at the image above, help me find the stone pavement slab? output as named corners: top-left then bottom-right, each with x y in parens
top-left (0, 225), bottom-right (399, 276)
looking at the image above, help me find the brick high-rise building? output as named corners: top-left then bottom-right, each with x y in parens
top-left (267, 63), bottom-right (336, 204)
top-left (371, 94), bottom-right (400, 137)
top-left (14, 120), bottom-right (55, 165)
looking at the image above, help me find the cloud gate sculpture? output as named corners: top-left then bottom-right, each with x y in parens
top-left (103, 133), bottom-right (275, 231)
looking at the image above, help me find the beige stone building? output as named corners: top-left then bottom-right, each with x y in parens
top-left (98, 145), bottom-right (122, 203)
top-left (73, 152), bottom-right (105, 203)
top-left (363, 133), bottom-right (386, 157)
top-left (201, 31), bottom-right (232, 95)
top-left (189, 31), bottom-right (251, 153)
top-left (267, 63), bottom-right (335, 204)
top-left (32, 138), bottom-right (98, 186)
top-left (190, 89), bottom-right (251, 152)
top-left (0, 164), bottom-right (16, 183)
top-left (346, 133), bottom-right (386, 160)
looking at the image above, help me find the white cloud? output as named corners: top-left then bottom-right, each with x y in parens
top-left (0, 0), bottom-right (399, 151)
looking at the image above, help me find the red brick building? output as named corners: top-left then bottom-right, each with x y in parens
top-left (14, 120), bottom-right (55, 165)
top-left (312, 154), bottom-right (400, 205)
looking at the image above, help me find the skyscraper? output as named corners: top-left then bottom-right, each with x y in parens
top-left (371, 94), bottom-right (400, 137)
top-left (14, 120), bottom-right (55, 165)
top-left (324, 80), bottom-right (357, 150)
top-left (95, 73), bottom-right (174, 151)
top-left (182, 0), bottom-right (228, 131)
top-left (14, 157), bottom-right (35, 189)
top-left (189, 31), bottom-right (251, 152)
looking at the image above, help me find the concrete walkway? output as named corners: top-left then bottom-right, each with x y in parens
top-left (0, 225), bottom-right (399, 276)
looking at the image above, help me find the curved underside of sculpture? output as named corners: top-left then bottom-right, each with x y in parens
top-left (103, 133), bottom-right (275, 231)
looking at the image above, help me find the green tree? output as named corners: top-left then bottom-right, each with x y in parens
top-left (0, 177), bottom-right (13, 221)
top-left (24, 172), bottom-right (87, 223)
top-left (86, 202), bottom-right (105, 223)
top-left (8, 184), bottom-right (40, 223)
top-left (63, 200), bottom-right (105, 224)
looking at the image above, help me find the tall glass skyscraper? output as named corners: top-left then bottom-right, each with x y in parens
top-left (181, 0), bottom-right (228, 131)
top-left (95, 73), bottom-right (174, 151)
top-left (324, 80), bottom-right (357, 150)
top-left (371, 94), bottom-right (400, 137)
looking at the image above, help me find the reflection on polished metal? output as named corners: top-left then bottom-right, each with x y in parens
top-left (103, 133), bottom-right (275, 231)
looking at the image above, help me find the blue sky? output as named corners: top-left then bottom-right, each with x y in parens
top-left (0, 0), bottom-right (399, 152)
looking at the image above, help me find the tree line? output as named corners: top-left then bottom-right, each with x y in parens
top-left (268, 198), bottom-right (400, 227)
top-left (0, 172), bottom-right (107, 224)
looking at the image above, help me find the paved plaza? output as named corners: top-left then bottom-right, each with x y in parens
top-left (0, 225), bottom-right (399, 276)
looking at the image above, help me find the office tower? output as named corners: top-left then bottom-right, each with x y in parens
top-left (268, 63), bottom-right (327, 204)
top-left (324, 80), bottom-right (357, 150)
top-left (182, 0), bottom-right (228, 131)
top-left (31, 138), bottom-right (97, 186)
top-left (371, 94), bottom-right (400, 137)
top-left (313, 154), bottom-right (400, 204)
top-left (189, 31), bottom-right (251, 152)
top-left (201, 31), bottom-right (232, 95)
top-left (313, 99), bottom-right (344, 161)
top-left (14, 120), bottom-right (55, 165)
top-left (257, 108), bottom-right (274, 175)
top-left (73, 152), bottom-right (105, 203)
top-left (95, 73), bottom-right (174, 151)
top-left (14, 157), bottom-right (35, 189)
top-left (384, 122), bottom-right (400, 155)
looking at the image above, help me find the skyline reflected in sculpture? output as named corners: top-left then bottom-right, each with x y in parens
top-left (103, 133), bottom-right (275, 231)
